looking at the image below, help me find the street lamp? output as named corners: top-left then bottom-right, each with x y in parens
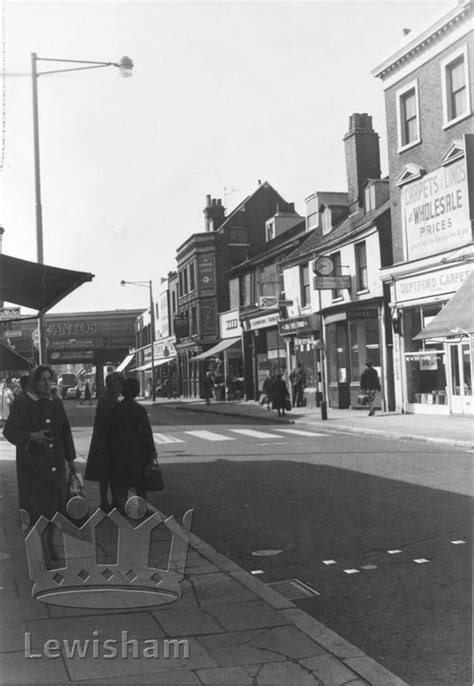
top-left (121, 280), bottom-right (156, 402)
top-left (32, 53), bottom-right (134, 363)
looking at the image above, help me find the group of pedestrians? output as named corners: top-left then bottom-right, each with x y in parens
top-left (2, 366), bottom-right (159, 538)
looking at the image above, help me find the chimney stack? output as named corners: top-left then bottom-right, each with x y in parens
top-left (204, 194), bottom-right (225, 232)
top-left (343, 113), bottom-right (381, 213)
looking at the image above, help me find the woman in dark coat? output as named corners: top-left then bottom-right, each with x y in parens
top-left (107, 377), bottom-right (157, 513)
top-left (3, 365), bottom-right (77, 527)
top-left (202, 371), bottom-right (214, 406)
top-left (84, 372), bottom-right (122, 511)
top-left (271, 372), bottom-right (290, 418)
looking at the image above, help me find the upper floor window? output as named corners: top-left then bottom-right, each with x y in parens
top-left (178, 272), bottom-right (183, 297)
top-left (266, 221), bottom-right (275, 242)
top-left (364, 185), bottom-right (376, 212)
top-left (172, 291), bottom-right (176, 313)
top-left (321, 207), bottom-right (332, 235)
top-left (331, 251), bottom-right (342, 299)
top-left (355, 241), bottom-right (368, 291)
top-left (183, 269), bottom-right (188, 295)
top-left (189, 263), bottom-right (195, 291)
top-left (396, 79), bottom-right (420, 152)
top-left (441, 46), bottom-right (471, 128)
top-left (300, 264), bottom-right (310, 307)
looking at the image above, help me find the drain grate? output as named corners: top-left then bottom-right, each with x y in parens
top-left (266, 578), bottom-right (320, 599)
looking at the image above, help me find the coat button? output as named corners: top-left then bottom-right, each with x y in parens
top-left (51, 467), bottom-right (56, 472)
top-left (45, 419), bottom-right (51, 424)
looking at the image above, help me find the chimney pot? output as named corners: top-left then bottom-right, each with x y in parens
top-left (206, 194), bottom-right (211, 206)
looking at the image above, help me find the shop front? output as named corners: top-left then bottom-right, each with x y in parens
top-left (240, 309), bottom-right (285, 400)
top-left (389, 264), bottom-right (473, 414)
top-left (278, 314), bottom-right (321, 408)
top-left (322, 299), bottom-right (387, 409)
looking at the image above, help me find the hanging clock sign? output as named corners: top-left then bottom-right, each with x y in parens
top-left (314, 255), bottom-right (334, 276)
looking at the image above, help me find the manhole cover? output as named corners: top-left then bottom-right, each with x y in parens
top-left (251, 549), bottom-right (283, 557)
top-left (266, 578), bottom-right (320, 599)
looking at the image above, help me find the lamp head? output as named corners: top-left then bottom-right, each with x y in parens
top-left (118, 56), bottom-right (134, 78)
top-left (120, 280), bottom-right (126, 287)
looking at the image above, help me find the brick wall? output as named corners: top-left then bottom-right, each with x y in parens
top-left (384, 34), bottom-right (474, 264)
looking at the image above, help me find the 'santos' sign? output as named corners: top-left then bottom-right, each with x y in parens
top-left (401, 159), bottom-right (470, 260)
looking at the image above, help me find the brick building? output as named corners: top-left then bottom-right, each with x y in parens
top-left (373, 0), bottom-right (474, 414)
top-left (175, 183), bottom-right (295, 397)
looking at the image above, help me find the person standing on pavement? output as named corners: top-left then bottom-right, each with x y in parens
top-left (107, 377), bottom-right (157, 513)
top-left (2, 365), bottom-right (77, 529)
top-left (360, 360), bottom-right (381, 416)
top-left (202, 371), bottom-right (214, 406)
top-left (261, 370), bottom-right (274, 410)
top-left (272, 372), bottom-right (290, 418)
top-left (84, 371), bottom-right (123, 511)
top-left (290, 362), bottom-right (305, 407)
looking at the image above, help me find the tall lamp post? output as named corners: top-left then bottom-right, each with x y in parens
top-left (121, 280), bottom-right (156, 402)
top-left (32, 54), bottom-right (134, 364)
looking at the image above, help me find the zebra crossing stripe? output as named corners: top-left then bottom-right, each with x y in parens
top-left (275, 429), bottom-right (327, 437)
top-left (185, 430), bottom-right (235, 442)
top-left (230, 429), bottom-right (279, 439)
top-left (153, 433), bottom-right (185, 444)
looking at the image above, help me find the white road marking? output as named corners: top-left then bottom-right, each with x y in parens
top-left (413, 558), bottom-right (430, 564)
top-left (322, 560), bottom-right (337, 565)
top-left (451, 540), bottom-right (466, 545)
top-left (153, 433), bottom-right (185, 444)
top-left (275, 429), bottom-right (328, 437)
top-left (344, 569), bottom-right (360, 574)
top-left (361, 564), bottom-right (378, 570)
top-left (230, 429), bottom-right (280, 439)
top-left (185, 430), bottom-right (234, 442)
top-left (387, 549), bottom-right (402, 554)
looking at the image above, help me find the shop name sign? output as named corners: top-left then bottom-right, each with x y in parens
top-left (401, 159), bottom-right (470, 260)
top-left (0, 307), bottom-right (20, 321)
top-left (395, 264), bottom-right (472, 302)
top-left (313, 276), bottom-right (351, 290)
top-left (246, 312), bottom-right (280, 331)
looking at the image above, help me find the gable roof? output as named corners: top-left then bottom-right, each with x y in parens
top-left (282, 200), bottom-right (391, 266)
top-left (230, 220), bottom-right (307, 274)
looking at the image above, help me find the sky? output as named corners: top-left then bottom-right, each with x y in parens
top-left (1, 0), bottom-right (453, 315)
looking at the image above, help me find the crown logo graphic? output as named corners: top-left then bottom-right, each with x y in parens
top-left (24, 503), bottom-right (194, 609)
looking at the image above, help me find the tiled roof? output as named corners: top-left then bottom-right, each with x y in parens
top-left (283, 200), bottom-right (391, 265)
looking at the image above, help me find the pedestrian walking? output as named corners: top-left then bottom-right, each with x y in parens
top-left (202, 371), bottom-right (214, 406)
top-left (261, 370), bottom-right (274, 410)
top-left (272, 372), bottom-right (290, 418)
top-left (290, 362), bottom-right (305, 407)
top-left (84, 382), bottom-right (92, 405)
top-left (2, 365), bottom-right (77, 563)
top-left (107, 377), bottom-right (157, 513)
top-left (360, 360), bottom-right (381, 416)
top-left (84, 371), bottom-right (123, 512)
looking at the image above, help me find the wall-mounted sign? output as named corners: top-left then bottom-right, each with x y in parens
top-left (258, 296), bottom-right (279, 308)
top-left (198, 253), bottom-right (216, 290)
top-left (244, 312), bottom-right (280, 331)
top-left (347, 308), bottom-right (378, 320)
top-left (401, 158), bottom-right (470, 261)
top-left (279, 314), bottom-right (320, 337)
top-left (313, 276), bottom-right (351, 290)
top-left (5, 330), bottom-right (22, 338)
top-left (394, 264), bottom-right (472, 303)
top-left (201, 301), bottom-right (217, 336)
top-left (220, 309), bottom-right (241, 339)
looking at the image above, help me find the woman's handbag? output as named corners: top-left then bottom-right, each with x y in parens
top-left (356, 393), bottom-right (369, 406)
top-left (142, 455), bottom-right (165, 491)
top-left (285, 398), bottom-right (292, 411)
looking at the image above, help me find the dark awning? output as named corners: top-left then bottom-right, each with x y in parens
top-left (0, 254), bottom-right (94, 314)
top-left (0, 341), bottom-right (33, 371)
top-left (414, 271), bottom-right (474, 339)
top-left (193, 337), bottom-right (241, 360)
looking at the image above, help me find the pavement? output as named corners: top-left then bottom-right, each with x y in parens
top-left (0, 430), bottom-right (409, 686)
top-left (163, 397), bottom-right (474, 449)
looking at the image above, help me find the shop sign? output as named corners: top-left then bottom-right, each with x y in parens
top-left (395, 264), bottom-right (472, 303)
top-left (347, 308), bottom-right (378, 320)
top-left (278, 314), bottom-right (320, 337)
top-left (220, 309), bottom-right (241, 339)
top-left (244, 312), bottom-right (280, 331)
top-left (401, 158), bottom-right (470, 261)
top-left (313, 276), bottom-right (351, 290)
top-left (5, 330), bottom-right (22, 337)
top-left (153, 339), bottom-right (175, 358)
top-left (49, 350), bottom-right (94, 362)
top-left (258, 296), bottom-right (279, 308)
top-left (198, 253), bottom-right (215, 290)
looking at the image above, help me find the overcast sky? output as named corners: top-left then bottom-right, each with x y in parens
top-left (1, 0), bottom-right (451, 315)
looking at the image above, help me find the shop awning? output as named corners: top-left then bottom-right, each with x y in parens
top-left (0, 341), bottom-right (33, 371)
top-left (414, 271), bottom-right (474, 339)
top-left (131, 358), bottom-right (171, 372)
top-left (193, 337), bottom-right (241, 361)
top-left (0, 254), bottom-right (94, 315)
top-left (116, 353), bottom-right (135, 373)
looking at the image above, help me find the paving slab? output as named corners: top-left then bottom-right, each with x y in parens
top-left (196, 629), bottom-right (287, 667)
top-left (153, 606), bottom-right (225, 636)
top-left (344, 656), bottom-right (409, 686)
top-left (255, 660), bottom-right (327, 685)
top-left (0, 650), bottom-right (70, 683)
top-left (301, 654), bottom-right (369, 685)
top-left (196, 665), bottom-right (255, 685)
top-left (191, 571), bottom-right (258, 606)
top-left (204, 600), bottom-right (288, 632)
top-left (250, 624), bottom-right (330, 660)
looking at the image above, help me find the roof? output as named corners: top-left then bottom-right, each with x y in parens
top-left (414, 271), bottom-right (474, 339)
top-left (230, 220), bottom-right (307, 274)
top-left (0, 254), bottom-right (94, 315)
top-left (282, 200), bottom-right (391, 266)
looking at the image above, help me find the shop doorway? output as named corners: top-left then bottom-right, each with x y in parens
top-left (448, 342), bottom-right (473, 414)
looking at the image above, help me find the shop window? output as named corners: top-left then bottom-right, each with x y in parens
top-left (406, 353), bottom-right (447, 405)
top-left (336, 325), bottom-right (348, 383)
top-left (396, 79), bottom-right (420, 151)
top-left (349, 323), bottom-right (360, 383)
top-left (441, 45), bottom-right (470, 127)
top-left (326, 324), bottom-right (337, 385)
top-left (331, 252), bottom-right (342, 299)
top-left (355, 241), bottom-right (368, 291)
top-left (300, 264), bottom-right (310, 307)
